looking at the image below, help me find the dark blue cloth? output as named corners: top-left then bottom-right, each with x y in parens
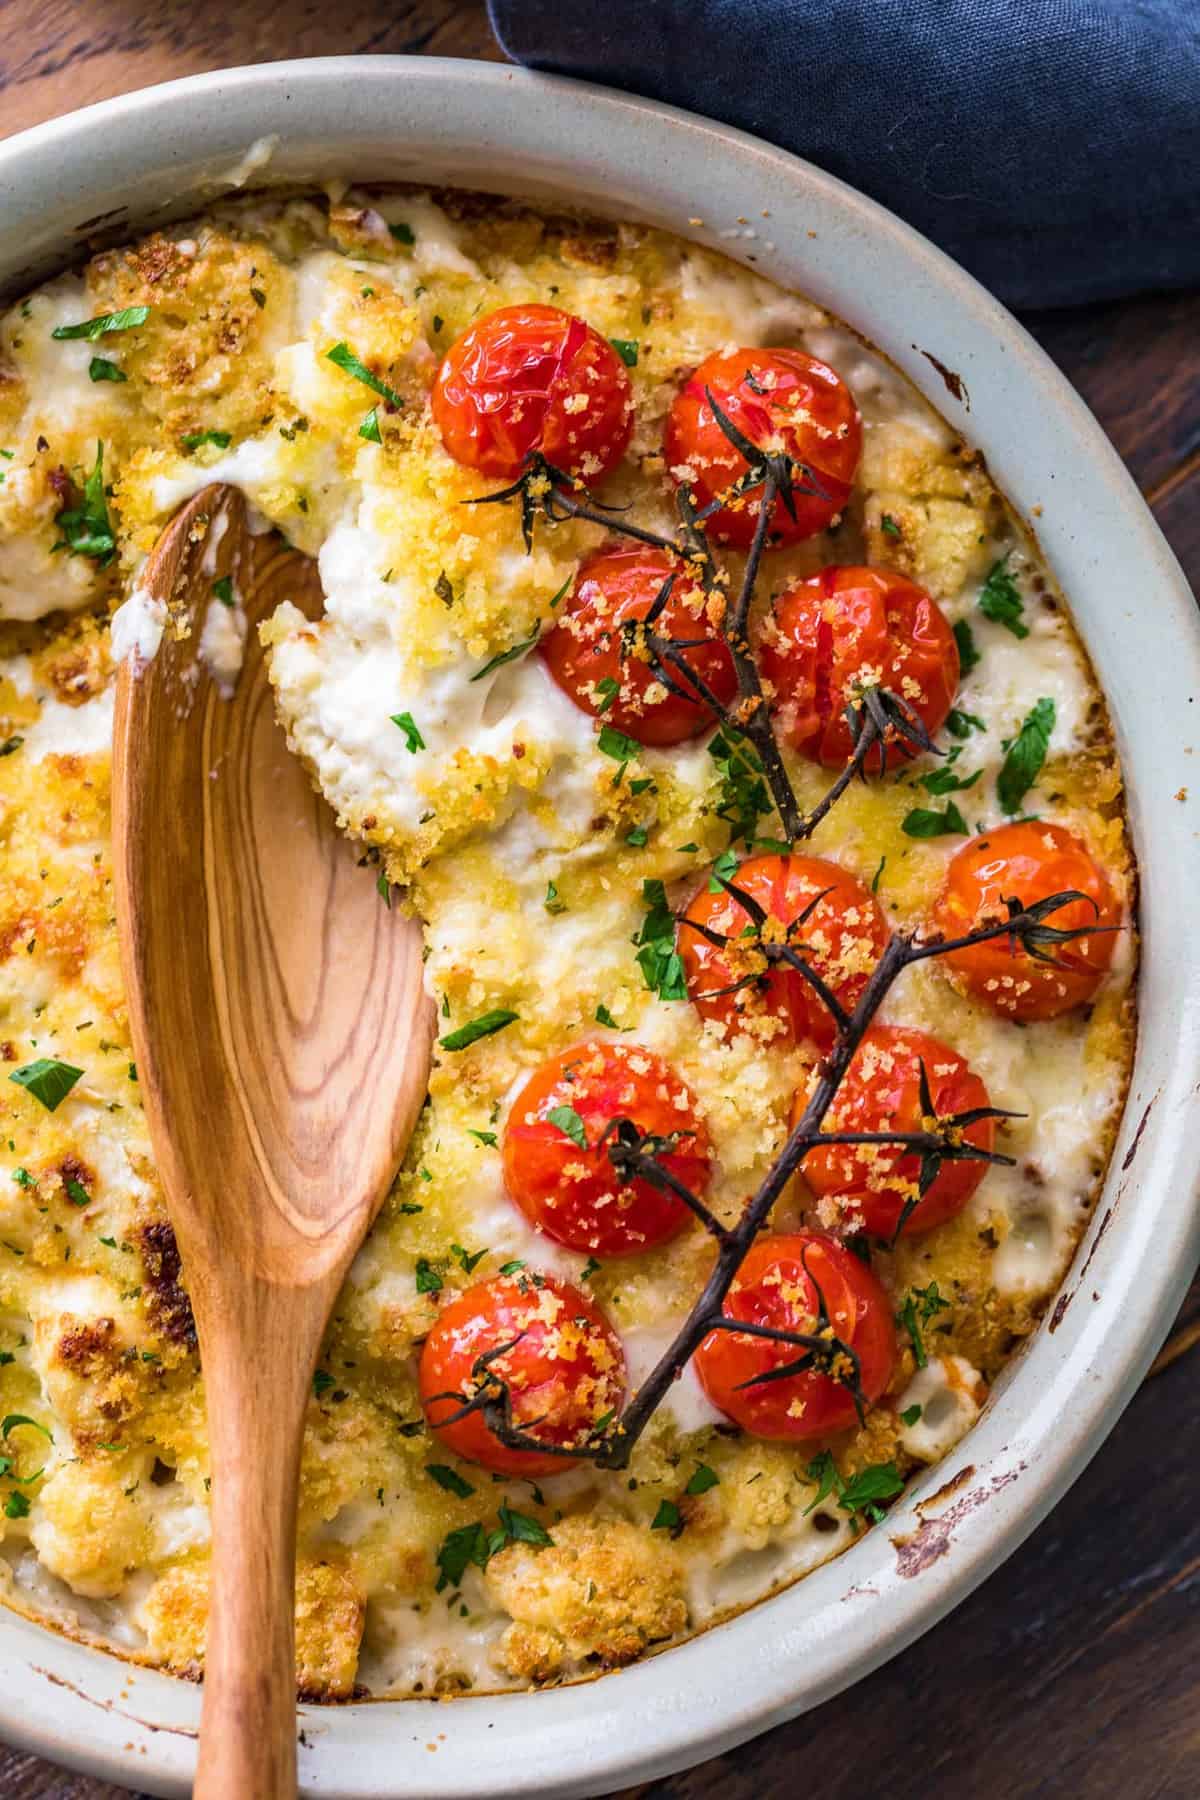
top-left (488, 0), bottom-right (1200, 309)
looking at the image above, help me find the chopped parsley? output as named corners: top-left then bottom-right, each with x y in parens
top-left (920, 751), bottom-right (981, 797)
top-left (88, 356), bottom-right (126, 383)
top-left (650, 1498), bottom-right (682, 1534)
top-left (435, 1505), bottom-right (553, 1591)
top-left (11, 1168), bottom-right (33, 1189)
top-left (451, 1243), bottom-right (488, 1275)
top-left (997, 697), bottom-right (1055, 815)
top-left (426, 1463), bottom-right (475, 1498)
top-left (901, 802), bottom-right (968, 839)
top-left (900, 1403), bottom-right (923, 1427)
top-left (390, 711), bottom-right (425, 752)
top-left (471, 625), bottom-right (541, 682)
top-left (499, 1259), bottom-right (526, 1276)
top-left (597, 723), bottom-right (642, 774)
top-left (53, 442), bottom-right (115, 565)
top-left (9, 1058), bottom-right (83, 1113)
top-left (212, 576), bottom-right (235, 607)
top-left (51, 305), bottom-right (150, 341)
top-left (977, 554), bottom-right (1029, 638)
top-left (325, 340), bottom-right (404, 411)
top-left (709, 726), bottom-right (770, 845)
top-left (4, 1492), bottom-right (29, 1519)
top-left (871, 855), bottom-right (886, 893)
top-left (312, 1369), bottom-right (336, 1398)
top-left (804, 1449), bottom-right (904, 1525)
top-left (2, 1414), bottom-right (52, 1443)
top-left (415, 1257), bottom-right (443, 1295)
top-left (634, 878), bottom-right (686, 1001)
top-left (439, 1010), bottom-right (519, 1052)
top-left (388, 221), bottom-right (416, 246)
top-left (594, 1003), bottom-right (628, 1031)
top-left (880, 512), bottom-right (902, 538)
top-left (467, 1129), bottom-right (498, 1148)
top-left (896, 1281), bottom-right (951, 1369)
top-left (945, 707), bottom-right (986, 739)
top-left (952, 618), bottom-right (980, 677)
top-left (625, 825), bottom-right (649, 848)
top-left (546, 1104), bottom-right (588, 1150)
top-left (181, 428), bottom-right (232, 452)
top-left (64, 1177), bottom-right (90, 1208)
top-left (543, 881), bottom-right (567, 915)
top-left (358, 407), bottom-right (383, 443)
top-left (609, 337), bottom-right (639, 367)
top-left (594, 676), bottom-right (620, 714)
top-left (685, 1464), bottom-right (719, 1496)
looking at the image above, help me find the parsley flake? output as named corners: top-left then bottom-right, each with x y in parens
top-left (546, 1104), bottom-right (588, 1150)
top-left (181, 429), bottom-right (232, 452)
top-left (325, 340), bottom-right (404, 411)
top-left (53, 442), bottom-right (115, 566)
top-left (415, 1257), bottom-right (443, 1295)
top-left (901, 801), bottom-right (968, 839)
top-left (609, 337), bottom-right (639, 367)
top-left (427, 1463), bottom-right (475, 1498)
top-left (978, 554), bottom-right (1029, 638)
top-left (52, 305), bottom-right (150, 342)
top-left (88, 356), bottom-right (127, 383)
top-left (997, 697), bottom-right (1055, 815)
top-left (952, 618), bottom-right (980, 676)
top-left (390, 711), bottom-right (425, 752)
top-left (439, 1010), bottom-right (519, 1052)
top-left (358, 407), bottom-right (383, 443)
top-left (471, 625), bottom-right (541, 682)
top-left (9, 1058), bottom-right (83, 1113)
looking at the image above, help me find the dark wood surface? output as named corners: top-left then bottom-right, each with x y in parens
top-left (1, 4), bottom-right (1197, 1796)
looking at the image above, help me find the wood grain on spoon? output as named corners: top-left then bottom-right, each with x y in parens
top-left (111, 485), bottom-right (434, 1798)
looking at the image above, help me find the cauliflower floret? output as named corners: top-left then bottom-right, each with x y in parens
top-left (485, 1513), bottom-right (687, 1682)
top-left (137, 1558), bottom-right (366, 1697)
top-left (31, 1460), bottom-right (152, 1597)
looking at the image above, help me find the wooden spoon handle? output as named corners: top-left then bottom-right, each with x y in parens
top-left (193, 1281), bottom-right (325, 1800)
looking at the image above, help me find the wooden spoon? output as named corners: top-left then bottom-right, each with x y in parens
top-left (112, 485), bottom-right (434, 1798)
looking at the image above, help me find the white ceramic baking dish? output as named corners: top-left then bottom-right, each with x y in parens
top-left (0, 55), bottom-right (1197, 1800)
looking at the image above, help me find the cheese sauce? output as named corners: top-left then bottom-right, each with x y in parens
top-left (0, 190), bottom-right (1133, 1696)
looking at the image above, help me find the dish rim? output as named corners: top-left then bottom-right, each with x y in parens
top-left (0, 53), bottom-right (1197, 1800)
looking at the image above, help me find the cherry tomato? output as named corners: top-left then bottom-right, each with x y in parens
top-left (419, 1273), bottom-right (626, 1477)
top-left (503, 1039), bottom-right (712, 1254)
top-left (694, 1233), bottom-right (897, 1440)
top-left (759, 565), bottom-right (959, 768)
top-left (430, 303), bottom-right (633, 482)
top-left (663, 348), bottom-right (861, 548)
top-left (933, 821), bottom-right (1119, 1021)
top-left (799, 1026), bottom-right (995, 1238)
top-left (678, 853), bottom-right (889, 1049)
top-left (540, 543), bottom-right (738, 745)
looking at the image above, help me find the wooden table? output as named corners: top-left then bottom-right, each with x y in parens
top-left (2, 5), bottom-right (1197, 1795)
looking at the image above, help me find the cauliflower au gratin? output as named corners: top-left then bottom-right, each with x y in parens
top-left (0, 188), bottom-right (1133, 1698)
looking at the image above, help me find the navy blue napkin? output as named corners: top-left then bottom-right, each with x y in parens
top-left (488, 0), bottom-right (1200, 309)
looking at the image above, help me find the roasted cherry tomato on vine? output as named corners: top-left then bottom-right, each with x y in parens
top-left (430, 303), bottom-right (633, 482)
top-left (419, 1272), bottom-right (626, 1477)
top-left (798, 1026), bottom-right (996, 1239)
top-left (540, 543), bottom-right (738, 745)
top-left (678, 853), bottom-right (889, 1050)
top-left (503, 1039), bottom-right (712, 1254)
top-left (694, 1232), bottom-right (897, 1440)
top-left (664, 347), bottom-right (861, 548)
top-left (759, 565), bottom-right (959, 768)
top-left (933, 821), bottom-right (1119, 1022)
